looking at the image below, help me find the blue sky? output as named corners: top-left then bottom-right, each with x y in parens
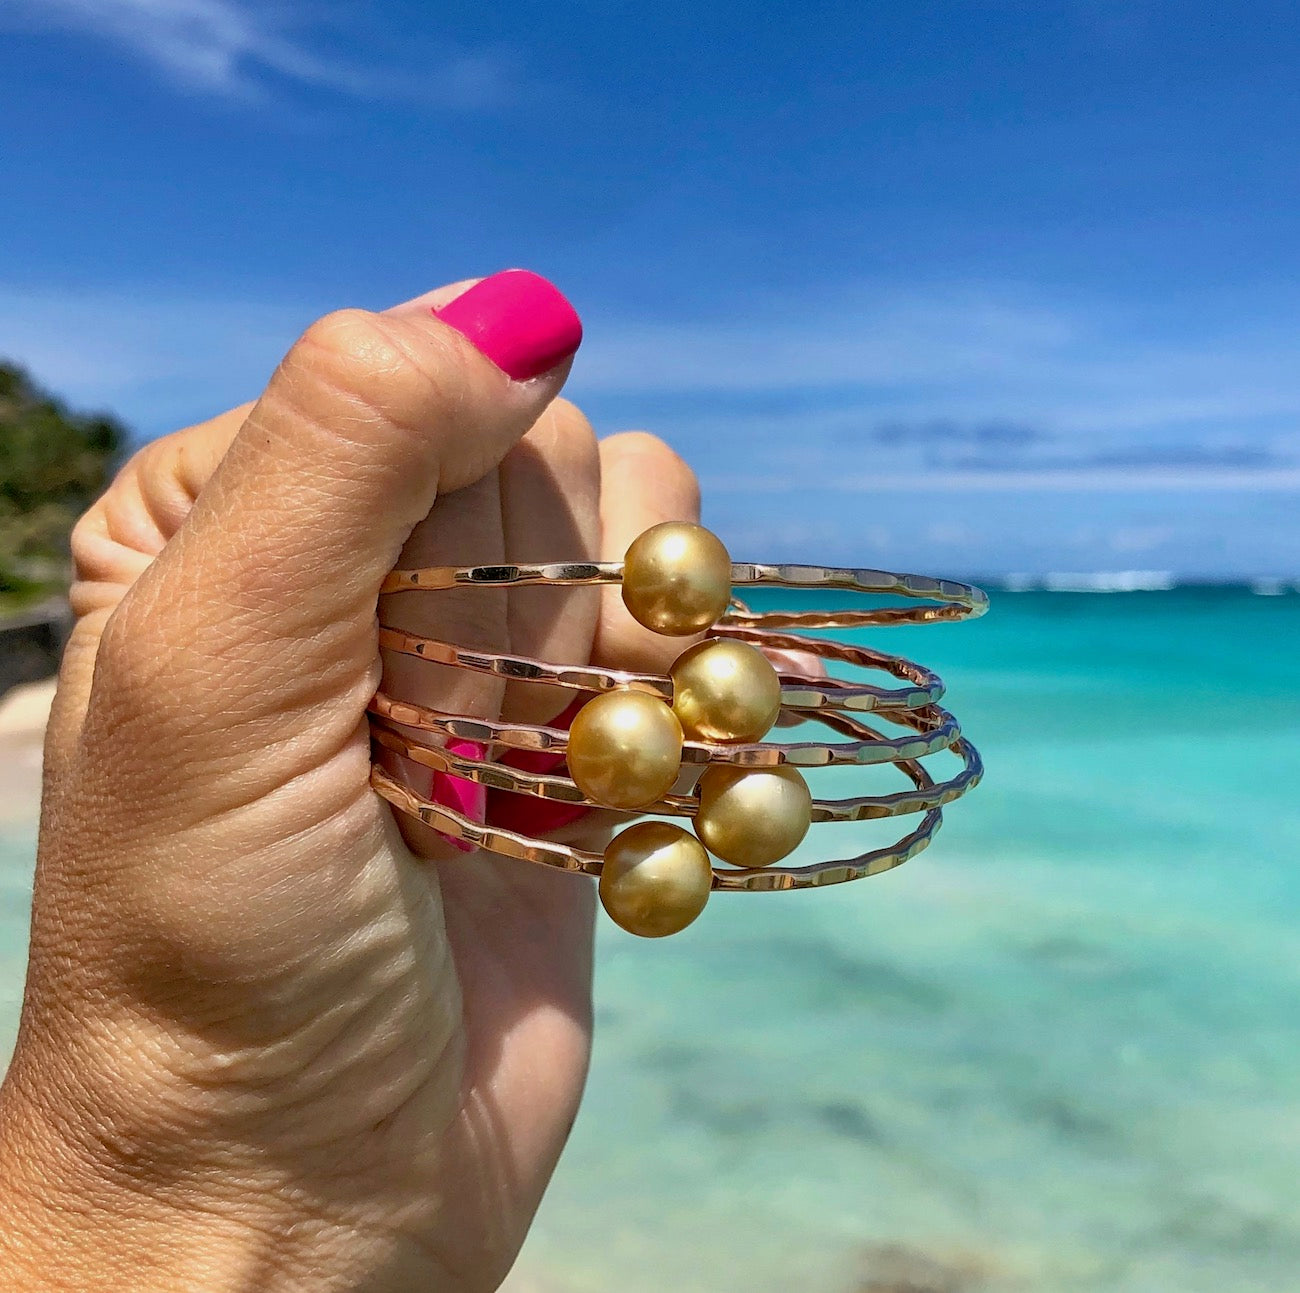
top-left (2, 0), bottom-right (1298, 577)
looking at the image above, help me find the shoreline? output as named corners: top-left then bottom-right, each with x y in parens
top-left (0, 678), bottom-right (53, 831)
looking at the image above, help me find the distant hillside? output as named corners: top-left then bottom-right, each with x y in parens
top-left (0, 362), bottom-right (126, 609)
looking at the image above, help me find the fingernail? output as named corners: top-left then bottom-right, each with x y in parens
top-left (433, 269), bottom-right (582, 382)
top-left (431, 738), bottom-right (488, 854)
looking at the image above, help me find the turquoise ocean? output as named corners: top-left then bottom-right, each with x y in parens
top-left (3, 588), bottom-right (1298, 1291)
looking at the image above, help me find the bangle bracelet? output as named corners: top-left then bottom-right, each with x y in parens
top-left (371, 521), bottom-right (986, 938)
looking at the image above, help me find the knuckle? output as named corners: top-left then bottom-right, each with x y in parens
top-left (286, 309), bottom-right (455, 444)
top-left (603, 428), bottom-right (668, 459)
top-left (604, 431), bottom-right (700, 512)
top-left (547, 396), bottom-right (597, 443)
top-left (296, 309), bottom-right (404, 394)
top-left (69, 449), bottom-right (147, 571)
top-left (530, 397), bottom-right (599, 471)
top-left (69, 496), bottom-right (108, 550)
top-left (91, 593), bottom-right (158, 705)
top-left (68, 510), bottom-right (103, 576)
top-left (68, 507), bottom-right (116, 576)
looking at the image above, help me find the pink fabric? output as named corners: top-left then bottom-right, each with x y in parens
top-left (431, 738), bottom-right (488, 854)
top-left (489, 697), bottom-right (593, 837)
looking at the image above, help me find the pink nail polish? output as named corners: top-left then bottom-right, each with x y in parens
top-left (432, 738), bottom-right (488, 854)
top-left (433, 269), bottom-right (582, 381)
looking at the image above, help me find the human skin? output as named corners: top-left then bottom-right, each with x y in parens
top-left (0, 275), bottom-right (703, 1291)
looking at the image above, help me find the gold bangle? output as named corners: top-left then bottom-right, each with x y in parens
top-left (370, 521), bottom-right (986, 938)
top-left (375, 624), bottom-right (947, 713)
top-left (369, 707), bottom-right (982, 821)
top-left (380, 558), bottom-right (988, 627)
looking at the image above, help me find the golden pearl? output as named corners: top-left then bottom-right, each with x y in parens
top-left (694, 764), bottom-right (812, 868)
top-left (670, 638), bottom-right (782, 743)
top-left (621, 521), bottom-right (732, 636)
top-left (566, 690), bottom-right (683, 810)
top-left (599, 821), bottom-right (713, 937)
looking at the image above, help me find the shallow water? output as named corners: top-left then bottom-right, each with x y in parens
top-left (3, 589), bottom-right (1298, 1291)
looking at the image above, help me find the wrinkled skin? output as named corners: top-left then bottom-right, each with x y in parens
top-left (0, 281), bottom-right (702, 1292)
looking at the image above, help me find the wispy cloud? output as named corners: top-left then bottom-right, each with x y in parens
top-left (577, 289), bottom-right (1300, 433)
top-left (573, 282), bottom-right (1300, 494)
top-left (6, 278), bottom-right (1300, 491)
top-left (3, 0), bottom-right (516, 107)
top-left (3, 278), bottom-right (1298, 575)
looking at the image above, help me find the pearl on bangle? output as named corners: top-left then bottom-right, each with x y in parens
top-left (670, 638), bottom-right (782, 743)
top-left (565, 524), bottom-right (815, 927)
top-left (622, 521), bottom-right (733, 636)
top-left (694, 764), bottom-right (812, 868)
top-left (599, 820), bottom-right (714, 937)
top-left (567, 689), bottom-right (683, 810)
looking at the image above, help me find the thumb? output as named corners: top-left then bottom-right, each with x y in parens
top-left (88, 269), bottom-right (581, 773)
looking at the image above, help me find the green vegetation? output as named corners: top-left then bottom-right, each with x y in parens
top-left (0, 362), bottom-right (126, 612)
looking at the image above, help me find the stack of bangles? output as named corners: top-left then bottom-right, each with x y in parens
top-left (369, 522), bottom-right (987, 938)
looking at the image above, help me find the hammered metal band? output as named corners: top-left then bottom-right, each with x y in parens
top-left (370, 765), bottom-right (946, 892)
top-left (377, 625), bottom-right (946, 713)
top-left (370, 710), bottom-right (982, 822)
top-left (370, 550), bottom-right (986, 906)
top-left (369, 688), bottom-right (962, 767)
top-left (380, 560), bottom-right (989, 626)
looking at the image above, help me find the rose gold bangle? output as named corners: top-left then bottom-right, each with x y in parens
top-left (370, 707), bottom-right (982, 821)
top-left (370, 523), bottom-right (987, 937)
top-left (380, 559), bottom-right (988, 626)
top-left (376, 625), bottom-right (946, 713)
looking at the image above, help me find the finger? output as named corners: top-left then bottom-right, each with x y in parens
top-left (499, 397), bottom-right (602, 724)
top-left (69, 405), bottom-right (254, 612)
top-left (66, 285), bottom-right (481, 626)
top-left (66, 285), bottom-right (479, 627)
top-left (374, 399), bottom-right (600, 856)
top-left (385, 279), bottom-right (482, 317)
top-left (593, 431), bottom-right (704, 674)
top-left (87, 269), bottom-right (582, 798)
top-left (53, 404), bottom-right (255, 780)
top-left (764, 647), bottom-right (829, 727)
top-left (764, 647), bottom-right (827, 677)
top-left (376, 469), bottom-right (507, 858)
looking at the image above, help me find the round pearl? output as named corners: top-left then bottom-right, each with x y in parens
top-left (566, 690), bottom-right (683, 810)
top-left (621, 522), bottom-right (732, 636)
top-left (670, 638), bottom-right (783, 743)
top-left (599, 821), bottom-right (713, 937)
top-left (694, 764), bottom-right (812, 868)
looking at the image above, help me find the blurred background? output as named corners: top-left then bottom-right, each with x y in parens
top-left (1, 4), bottom-right (1297, 1291)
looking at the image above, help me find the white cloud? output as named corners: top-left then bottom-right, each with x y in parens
top-left (576, 288), bottom-right (1300, 439)
top-left (576, 292), bottom-right (1080, 395)
top-left (4, 278), bottom-right (1297, 575)
top-left (5, 277), bottom-right (1300, 496)
top-left (570, 282), bottom-right (1300, 493)
top-left (2, 0), bottom-right (515, 106)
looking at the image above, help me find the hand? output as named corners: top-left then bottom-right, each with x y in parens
top-left (0, 272), bottom-right (701, 1292)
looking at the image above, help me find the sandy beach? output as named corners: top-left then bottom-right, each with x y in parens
top-left (0, 678), bottom-right (52, 828)
top-left (0, 678), bottom-right (49, 1068)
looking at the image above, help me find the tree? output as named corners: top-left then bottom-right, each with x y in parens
top-left (0, 362), bottom-right (127, 604)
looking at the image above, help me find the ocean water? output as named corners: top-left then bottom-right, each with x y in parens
top-left (3, 589), bottom-right (1298, 1291)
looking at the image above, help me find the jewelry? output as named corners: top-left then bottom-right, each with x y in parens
top-left (370, 521), bottom-right (986, 938)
